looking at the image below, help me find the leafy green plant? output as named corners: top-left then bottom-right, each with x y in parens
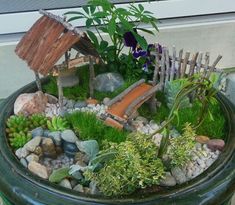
top-left (65, 0), bottom-right (158, 76)
top-left (9, 132), bottom-right (32, 149)
top-left (167, 123), bottom-right (196, 167)
top-left (47, 116), bottom-right (69, 131)
top-left (49, 167), bottom-right (70, 183)
top-left (84, 133), bottom-right (165, 196)
top-left (165, 79), bottom-right (191, 109)
top-left (66, 111), bottom-right (127, 145)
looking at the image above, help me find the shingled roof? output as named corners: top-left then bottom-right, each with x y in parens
top-left (15, 10), bottom-right (99, 75)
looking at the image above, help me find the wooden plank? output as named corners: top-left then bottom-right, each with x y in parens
top-left (29, 21), bottom-right (65, 70)
top-left (203, 52), bottom-right (210, 78)
top-left (38, 31), bottom-right (80, 75)
top-left (196, 53), bottom-right (203, 74)
top-left (207, 55), bottom-right (222, 77)
top-left (68, 56), bottom-right (90, 69)
top-left (189, 52), bottom-right (199, 77)
top-left (125, 84), bottom-right (161, 117)
top-left (152, 44), bottom-right (160, 85)
top-left (170, 46), bottom-right (176, 81)
top-left (177, 49), bottom-right (183, 79)
top-left (160, 47), bottom-right (166, 90)
top-left (106, 79), bottom-right (145, 107)
top-left (15, 16), bottom-right (48, 59)
top-left (180, 52), bottom-right (190, 78)
top-left (165, 48), bottom-right (170, 88)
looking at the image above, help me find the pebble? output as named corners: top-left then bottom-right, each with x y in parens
top-left (160, 172), bottom-right (176, 187)
top-left (206, 139), bottom-right (225, 151)
top-left (171, 167), bottom-right (187, 184)
top-left (152, 133), bottom-right (163, 147)
top-left (73, 184), bottom-right (84, 193)
top-left (59, 179), bottom-right (72, 189)
top-left (48, 131), bottom-right (61, 146)
top-left (74, 101), bottom-right (87, 109)
top-left (24, 136), bottom-right (41, 152)
top-left (41, 138), bottom-right (57, 159)
top-left (26, 153), bottom-right (39, 163)
top-left (31, 127), bottom-right (44, 138)
top-left (61, 130), bottom-right (79, 143)
top-left (20, 158), bottom-right (28, 168)
top-left (149, 120), bottom-right (159, 130)
top-left (34, 146), bottom-right (43, 157)
top-left (102, 97), bottom-right (110, 105)
top-left (15, 147), bottom-right (29, 159)
top-left (28, 161), bottom-right (48, 179)
top-left (63, 141), bottom-right (79, 158)
top-left (135, 116), bottom-right (148, 125)
top-left (196, 135), bottom-right (210, 144)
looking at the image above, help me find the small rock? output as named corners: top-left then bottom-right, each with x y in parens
top-left (86, 98), bottom-right (99, 105)
top-left (28, 161), bottom-right (48, 179)
top-left (26, 153), bottom-right (39, 163)
top-left (15, 147), bottom-right (29, 159)
top-left (160, 172), bottom-right (176, 187)
top-left (195, 143), bottom-right (202, 151)
top-left (73, 184), bottom-right (84, 193)
top-left (63, 141), bottom-right (79, 158)
top-left (20, 158), bottom-right (28, 168)
top-left (206, 139), bottom-right (225, 151)
top-left (31, 127), bottom-right (44, 138)
top-left (196, 135), bottom-right (210, 144)
top-left (149, 120), bottom-right (159, 130)
top-left (66, 100), bottom-right (75, 109)
top-left (48, 131), bottom-right (62, 146)
top-left (33, 146), bottom-right (43, 157)
top-left (152, 133), bottom-right (163, 146)
top-left (102, 97), bottom-right (110, 105)
top-left (135, 116), bottom-right (148, 125)
top-left (89, 181), bottom-right (100, 195)
top-left (24, 136), bottom-right (41, 152)
top-left (74, 101), bottom-right (87, 109)
top-left (41, 138), bottom-right (57, 159)
top-left (61, 130), bottom-right (79, 143)
top-left (171, 167), bottom-right (187, 184)
top-left (59, 179), bottom-right (72, 189)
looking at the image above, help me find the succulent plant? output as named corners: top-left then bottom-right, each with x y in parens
top-left (165, 79), bottom-right (191, 109)
top-left (47, 116), bottom-right (69, 131)
top-left (6, 115), bottom-right (30, 135)
top-left (29, 114), bottom-right (48, 129)
top-left (9, 132), bottom-right (32, 149)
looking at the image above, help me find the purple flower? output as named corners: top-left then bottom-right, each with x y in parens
top-left (133, 47), bottom-right (148, 58)
top-left (123, 31), bottom-right (137, 50)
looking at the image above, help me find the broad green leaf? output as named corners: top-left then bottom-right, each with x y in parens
top-left (86, 30), bottom-right (98, 46)
top-left (82, 5), bottom-right (90, 14)
top-left (116, 8), bottom-right (131, 16)
top-left (49, 167), bottom-right (70, 183)
top-left (86, 18), bottom-right (93, 28)
top-left (99, 40), bottom-right (109, 50)
top-left (98, 26), bottom-right (108, 33)
top-left (93, 11), bottom-right (108, 18)
top-left (133, 32), bottom-right (148, 50)
top-left (107, 17), bottom-right (116, 36)
top-left (136, 27), bottom-right (155, 35)
top-left (138, 4), bottom-right (144, 12)
top-left (67, 16), bottom-right (84, 22)
top-left (76, 140), bottom-right (99, 160)
top-left (119, 15), bottom-right (133, 30)
top-left (90, 5), bottom-right (96, 14)
top-left (151, 21), bottom-right (159, 32)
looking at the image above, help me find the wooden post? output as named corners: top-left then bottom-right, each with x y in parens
top-left (196, 53), bottom-right (203, 74)
top-left (164, 48), bottom-right (170, 88)
top-left (160, 47), bottom-right (166, 90)
top-left (57, 70), bottom-right (64, 112)
top-left (181, 52), bottom-right (190, 78)
top-left (189, 52), bottom-right (199, 77)
top-left (34, 71), bottom-right (42, 91)
top-left (177, 49), bottom-right (183, 79)
top-left (152, 44), bottom-right (160, 85)
top-left (89, 56), bottom-right (95, 98)
top-left (170, 46), bottom-right (176, 82)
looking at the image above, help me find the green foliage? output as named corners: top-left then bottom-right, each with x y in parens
top-left (6, 115), bottom-right (30, 136)
top-left (64, 0), bottom-right (158, 78)
top-left (47, 116), bottom-right (69, 131)
top-left (66, 111), bottom-right (127, 146)
top-left (42, 67), bottom-right (136, 101)
top-left (165, 79), bottom-right (191, 109)
top-left (49, 167), bottom-right (70, 183)
top-left (9, 132), bottom-right (32, 149)
top-left (29, 114), bottom-right (48, 129)
top-left (167, 123), bottom-right (196, 167)
top-left (84, 133), bottom-right (165, 196)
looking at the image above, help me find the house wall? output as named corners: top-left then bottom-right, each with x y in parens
top-left (0, 19), bottom-right (235, 98)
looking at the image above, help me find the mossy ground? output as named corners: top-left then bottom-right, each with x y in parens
top-left (43, 66), bottom-right (226, 140)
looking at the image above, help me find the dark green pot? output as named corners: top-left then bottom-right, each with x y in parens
top-left (0, 80), bottom-right (235, 205)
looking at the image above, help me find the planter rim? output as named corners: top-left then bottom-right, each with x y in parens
top-left (0, 79), bottom-right (235, 205)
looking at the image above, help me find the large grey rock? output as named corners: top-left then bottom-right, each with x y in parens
top-left (48, 131), bottom-right (61, 146)
top-left (26, 153), bottom-right (39, 163)
top-left (63, 141), bottom-right (79, 158)
top-left (15, 147), bottom-right (29, 159)
top-left (61, 130), bottom-right (79, 143)
top-left (94, 72), bottom-right (124, 92)
top-left (73, 184), bottom-right (84, 192)
top-left (31, 127), bottom-right (44, 138)
top-left (20, 158), bottom-right (28, 168)
top-left (59, 179), bottom-right (72, 189)
top-left (171, 167), bottom-right (187, 184)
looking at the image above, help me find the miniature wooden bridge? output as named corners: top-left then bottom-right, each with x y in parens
top-left (106, 79), bottom-right (160, 121)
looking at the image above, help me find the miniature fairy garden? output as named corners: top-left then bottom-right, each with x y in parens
top-left (6, 0), bottom-right (227, 197)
